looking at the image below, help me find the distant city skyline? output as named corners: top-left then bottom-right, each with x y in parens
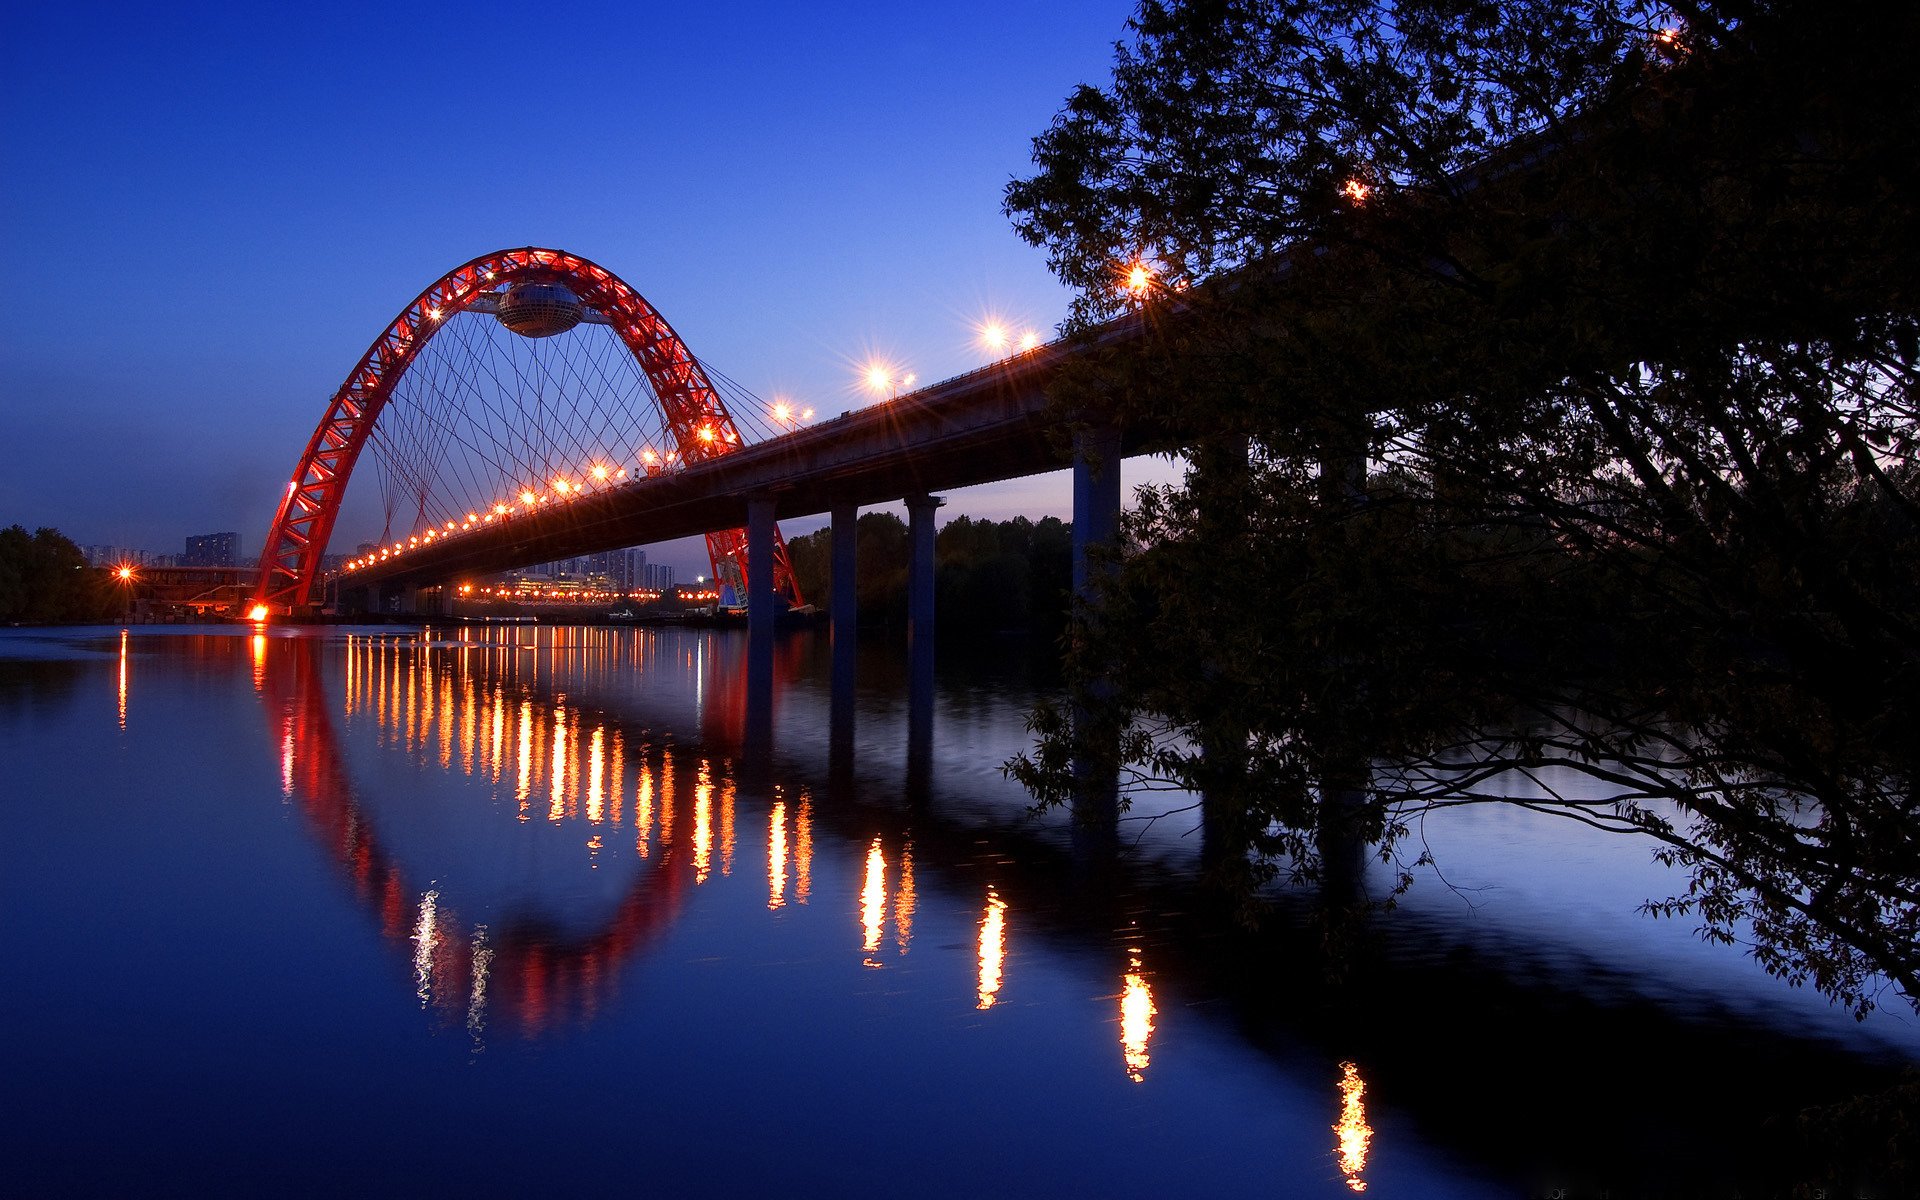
top-left (1, 2), bottom-right (1176, 579)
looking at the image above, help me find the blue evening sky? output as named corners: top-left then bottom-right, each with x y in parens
top-left (1, 1), bottom-right (1172, 574)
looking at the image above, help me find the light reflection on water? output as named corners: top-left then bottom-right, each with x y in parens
top-left (1, 624), bottom-right (1911, 1198)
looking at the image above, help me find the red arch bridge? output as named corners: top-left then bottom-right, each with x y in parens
top-left (254, 247), bottom-right (1144, 638)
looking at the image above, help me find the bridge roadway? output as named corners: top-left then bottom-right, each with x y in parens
top-left (336, 327), bottom-right (1146, 610)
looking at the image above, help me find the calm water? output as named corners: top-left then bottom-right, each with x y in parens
top-left (2, 625), bottom-right (1913, 1198)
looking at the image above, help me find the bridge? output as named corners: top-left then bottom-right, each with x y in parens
top-left (255, 247), bottom-right (1147, 653)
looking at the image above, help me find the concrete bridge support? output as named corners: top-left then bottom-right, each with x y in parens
top-left (906, 493), bottom-right (942, 794)
top-left (1071, 424), bottom-right (1124, 601)
top-left (744, 495), bottom-right (778, 791)
top-left (1070, 425), bottom-right (1124, 841)
top-left (829, 502), bottom-right (859, 796)
top-left (747, 495), bottom-right (777, 643)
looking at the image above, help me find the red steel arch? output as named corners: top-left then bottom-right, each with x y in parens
top-left (254, 247), bottom-right (801, 612)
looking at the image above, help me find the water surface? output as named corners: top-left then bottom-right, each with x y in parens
top-left (1, 625), bottom-right (1910, 1197)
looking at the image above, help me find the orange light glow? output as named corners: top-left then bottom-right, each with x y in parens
top-left (591, 464), bottom-right (609, 480)
top-left (1342, 178), bottom-right (1371, 203)
top-left (1335, 1061), bottom-right (1374, 1191)
top-left (1122, 261), bottom-right (1153, 297)
top-left (768, 801), bottom-right (788, 909)
top-left (1120, 948), bottom-right (1157, 1083)
top-left (248, 604), bottom-right (270, 623)
top-left (1019, 330), bottom-right (1040, 352)
top-left (698, 425), bottom-right (716, 444)
top-left (977, 888), bottom-right (1007, 1009)
top-left (115, 565), bottom-right (134, 581)
top-left (520, 491), bottom-right (537, 506)
top-left (861, 837), bottom-right (886, 965)
top-left (980, 321), bottom-right (1009, 353)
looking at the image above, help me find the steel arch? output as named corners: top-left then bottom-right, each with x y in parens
top-left (254, 247), bottom-right (801, 612)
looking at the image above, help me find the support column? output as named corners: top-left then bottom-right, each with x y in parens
top-left (1070, 426), bottom-right (1124, 838)
top-left (1317, 434), bottom-right (1372, 907)
top-left (1072, 424), bottom-right (1124, 601)
top-left (746, 495), bottom-right (777, 643)
top-left (829, 502), bottom-right (859, 798)
top-left (905, 492), bottom-right (942, 795)
top-left (742, 496), bottom-right (778, 792)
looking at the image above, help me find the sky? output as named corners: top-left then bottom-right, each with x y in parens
top-left (0, 0), bottom-right (1175, 575)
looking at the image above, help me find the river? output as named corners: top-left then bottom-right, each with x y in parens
top-left (1, 624), bottom-right (1912, 1197)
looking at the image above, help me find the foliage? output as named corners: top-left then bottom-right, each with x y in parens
top-left (785, 512), bottom-right (1075, 635)
top-left (0, 526), bottom-right (122, 623)
top-left (1004, 0), bottom-right (1920, 1016)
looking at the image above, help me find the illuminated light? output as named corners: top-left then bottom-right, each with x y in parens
top-left (864, 363), bottom-right (893, 394)
top-left (586, 726), bottom-right (605, 823)
top-left (693, 776), bottom-right (713, 883)
top-left (860, 837), bottom-right (887, 965)
top-left (554, 479), bottom-right (571, 494)
top-left (1120, 948), bottom-right (1157, 1083)
top-left (768, 801), bottom-right (788, 909)
top-left (115, 565), bottom-right (134, 581)
top-left (800, 407), bottom-right (814, 420)
top-left (591, 464), bottom-right (609, 481)
top-left (412, 889), bottom-right (440, 1006)
top-left (895, 843), bottom-right (915, 954)
top-left (467, 926), bottom-right (493, 1047)
top-left (1335, 1061), bottom-right (1374, 1191)
top-left (616, 467), bottom-right (627, 478)
top-left (427, 307), bottom-right (441, 320)
top-left (795, 798), bottom-right (812, 903)
top-left (1122, 261), bottom-right (1153, 296)
top-left (445, 521), bottom-right (456, 531)
top-left (520, 490), bottom-right (537, 506)
top-left (977, 888), bottom-right (1007, 1009)
top-left (698, 425), bottom-right (716, 443)
top-left (467, 512), bottom-right (478, 522)
top-left (772, 401), bottom-right (792, 423)
top-left (1019, 330), bottom-right (1041, 352)
top-left (494, 504), bottom-right (508, 515)
top-left (1341, 178), bottom-right (1371, 204)
top-left (641, 448), bottom-right (659, 464)
top-left (549, 705), bottom-right (567, 821)
top-left (117, 628), bottom-right (128, 730)
top-left (248, 604), bottom-right (270, 623)
top-left (979, 321), bottom-right (1010, 354)
top-left (902, 373), bottom-right (916, 387)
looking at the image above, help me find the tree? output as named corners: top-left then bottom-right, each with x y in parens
top-left (0, 526), bottom-right (120, 623)
top-left (1004, 0), bottom-right (1920, 1018)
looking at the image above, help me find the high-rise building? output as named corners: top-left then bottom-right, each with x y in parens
top-left (184, 532), bottom-right (240, 568)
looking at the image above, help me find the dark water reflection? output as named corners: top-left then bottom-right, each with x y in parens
top-left (0, 625), bottom-right (1912, 1198)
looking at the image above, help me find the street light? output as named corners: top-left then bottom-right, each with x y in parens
top-left (862, 360), bottom-right (916, 400)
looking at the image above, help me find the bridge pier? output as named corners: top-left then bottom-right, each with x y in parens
top-left (1071, 424), bottom-right (1124, 600)
top-left (1070, 425), bottom-right (1124, 834)
top-left (906, 492), bottom-right (942, 782)
top-left (747, 495), bottom-right (777, 643)
top-left (829, 502), bottom-right (859, 795)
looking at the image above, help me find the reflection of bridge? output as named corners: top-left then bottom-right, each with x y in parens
top-left (264, 631), bottom-right (704, 1036)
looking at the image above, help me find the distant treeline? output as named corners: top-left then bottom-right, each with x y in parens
top-left (0, 526), bottom-right (123, 623)
top-left (785, 512), bottom-right (1073, 635)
